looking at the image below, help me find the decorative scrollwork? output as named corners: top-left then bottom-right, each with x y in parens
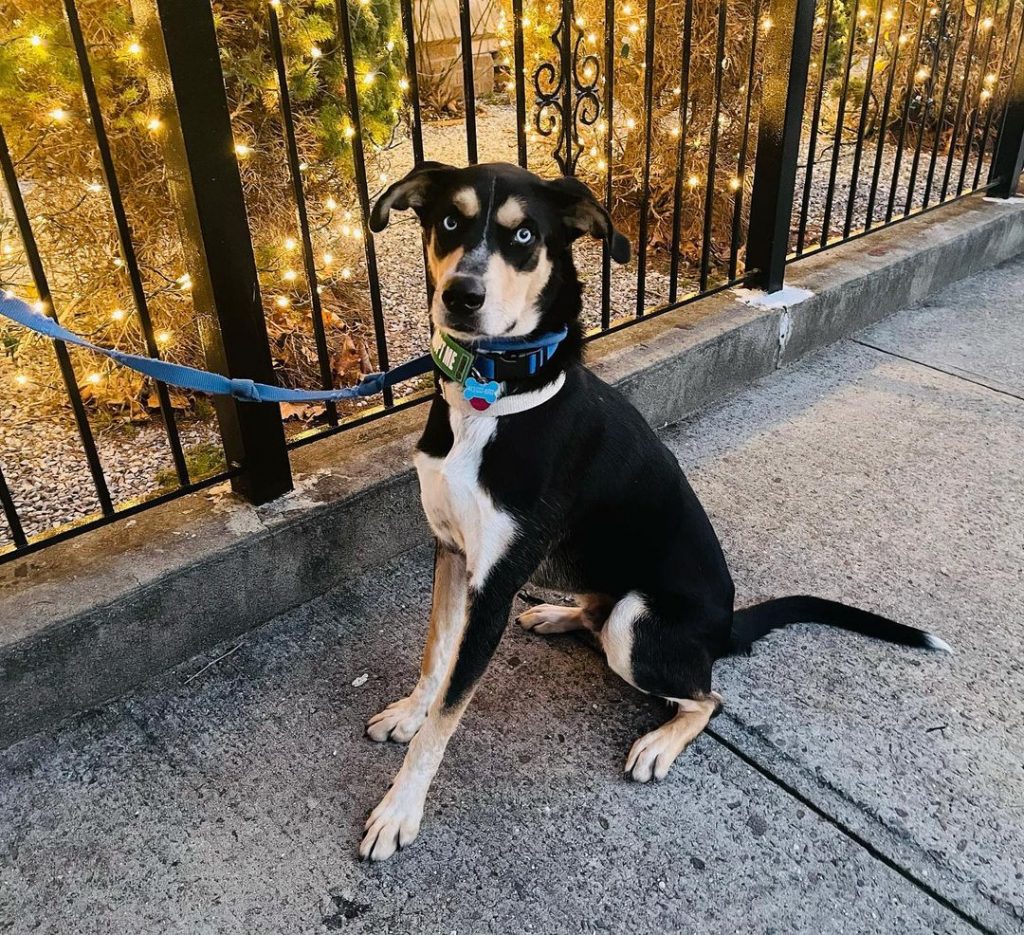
top-left (531, 5), bottom-right (602, 174)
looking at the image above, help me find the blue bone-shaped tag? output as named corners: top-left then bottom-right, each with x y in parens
top-left (463, 377), bottom-right (501, 410)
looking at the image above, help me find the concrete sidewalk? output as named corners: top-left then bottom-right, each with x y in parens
top-left (2, 256), bottom-right (1023, 935)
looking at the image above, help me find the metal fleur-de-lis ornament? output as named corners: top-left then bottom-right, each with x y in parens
top-left (532, 0), bottom-right (602, 174)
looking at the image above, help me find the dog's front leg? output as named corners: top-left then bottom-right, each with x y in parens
top-left (367, 541), bottom-right (467, 743)
top-left (359, 554), bottom-right (532, 861)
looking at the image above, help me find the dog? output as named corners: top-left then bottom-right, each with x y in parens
top-left (359, 161), bottom-right (950, 861)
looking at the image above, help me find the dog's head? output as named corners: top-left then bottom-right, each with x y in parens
top-left (370, 162), bottom-right (630, 341)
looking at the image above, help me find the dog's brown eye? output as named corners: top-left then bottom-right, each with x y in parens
top-left (513, 226), bottom-right (534, 245)
top-left (442, 214), bottom-right (458, 232)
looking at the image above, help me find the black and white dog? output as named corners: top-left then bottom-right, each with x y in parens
top-left (359, 161), bottom-right (949, 861)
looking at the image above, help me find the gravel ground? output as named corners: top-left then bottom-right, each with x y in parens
top-left (0, 102), bottom-right (992, 549)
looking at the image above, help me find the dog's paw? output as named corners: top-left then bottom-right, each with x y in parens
top-left (359, 785), bottom-right (424, 861)
top-left (366, 695), bottom-right (428, 743)
top-left (624, 729), bottom-right (684, 783)
top-left (517, 604), bottom-right (583, 635)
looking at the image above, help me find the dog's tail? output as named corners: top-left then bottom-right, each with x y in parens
top-left (729, 595), bottom-right (952, 655)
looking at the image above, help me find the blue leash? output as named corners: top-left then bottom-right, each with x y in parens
top-left (0, 293), bottom-right (430, 403)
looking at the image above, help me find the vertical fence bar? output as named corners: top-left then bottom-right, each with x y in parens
top-left (820, 0), bottom-right (860, 246)
top-left (797, 0), bottom-right (836, 253)
top-left (941, 0), bottom-right (987, 200)
top-left (512, 0), bottom-right (529, 168)
top-left (599, 0), bottom-right (615, 326)
top-left (62, 0), bottom-right (189, 487)
top-left (458, 0), bottom-right (479, 163)
top-left (729, 0), bottom-right (761, 281)
top-left (0, 124), bottom-right (115, 516)
top-left (865, 0), bottom-right (910, 230)
top-left (746, 0), bottom-right (816, 291)
top-left (336, 0), bottom-right (393, 403)
top-left (399, 0), bottom-right (425, 165)
top-left (699, 0), bottom-right (728, 292)
top-left (922, 1), bottom-right (966, 207)
top-left (973, 1), bottom-right (1022, 188)
top-left (559, 0), bottom-right (575, 172)
top-left (634, 0), bottom-right (657, 316)
top-left (132, 0), bottom-right (292, 504)
top-left (0, 461), bottom-right (28, 550)
top-left (989, 9), bottom-right (1024, 194)
top-left (885, 0), bottom-right (930, 221)
top-left (268, 6), bottom-right (338, 427)
top-left (844, 2), bottom-right (885, 237)
top-left (957, 0), bottom-right (1004, 193)
top-left (905, 0), bottom-right (951, 214)
top-left (668, 0), bottom-right (695, 302)
top-left (399, 0), bottom-right (433, 309)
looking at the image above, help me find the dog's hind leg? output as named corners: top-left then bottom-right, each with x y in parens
top-left (367, 542), bottom-right (467, 743)
top-left (517, 593), bottom-right (614, 635)
top-left (599, 591), bottom-right (723, 782)
top-left (624, 694), bottom-right (722, 782)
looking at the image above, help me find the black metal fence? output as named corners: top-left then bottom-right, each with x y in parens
top-left (1, 0), bottom-right (1023, 561)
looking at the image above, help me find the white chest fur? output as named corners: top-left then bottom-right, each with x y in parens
top-left (414, 409), bottom-right (517, 589)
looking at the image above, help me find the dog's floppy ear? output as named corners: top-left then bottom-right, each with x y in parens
top-left (369, 161), bottom-right (454, 232)
top-left (545, 176), bottom-right (630, 264)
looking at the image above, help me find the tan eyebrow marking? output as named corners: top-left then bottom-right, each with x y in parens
top-left (495, 196), bottom-right (526, 228)
top-left (451, 187), bottom-right (480, 218)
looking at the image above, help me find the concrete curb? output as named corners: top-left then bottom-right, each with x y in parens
top-left (3, 196), bottom-right (1024, 749)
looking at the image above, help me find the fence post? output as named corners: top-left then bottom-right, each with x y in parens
top-left (989, 35), bottom-right (1024, 198)
top-left (745, 0), bottom-right (815, 292)
top-left (130, 0), bottom-right (293, 504)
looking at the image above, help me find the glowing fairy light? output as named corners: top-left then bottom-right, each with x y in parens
top-left (325, 198), bottom-right (338, 211)
top-left (341, 267), bottom-right (353, 280)
top-left (283, 269), bottom-right (298, 282)
top-left (344, 125), bottom-right (356, 139)
top-left (729, 176), bottom-right (742, 191)
top-left (323, 252), bottom-right (333, 264)
top-left (128, 41), bottom-right (142, 56)
top-left (762, 16), bottom-right (773, 30)
top-left (625, 117), bottom-right (636, 130)
top-left (284, 237), bottom-right (298, 250)
top-left (49, 107), bottom-right (68, 122)
top-left (310, 46), bottom-right (322, 59)
top-left (275, 296), bottom-right (290, 308)
top-left (88, 372), bottom-right (102, 385)
top-left (111, 308), bottom-right (126, 321)
top-left (15, 373), bottom-right (28, 386)
top-left (147, 117), bottom-right (162, 132)
top-left (86, 181), bottom-right (102, 193)
top-left (982, 16), bottom-right (993, 28)
top-left (156, 330), bottom-right (172, 344)
top-left (399, 77), bottom-right (410, 91)
top-left (362, 72), bottom-right (376, 86)
top-left (30, 34), bottom-right (42, 47)
top-left (234, 143), bottom-right (251, 157)
top-left (687, 174), bottom-right (699, 188)
top-left (33, 300), bottom-right (46, 313)
top-left (916, 67), bottom-right (930, 80)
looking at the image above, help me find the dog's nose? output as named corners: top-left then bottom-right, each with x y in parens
top-left (442, 276), bottom-right (486, 319)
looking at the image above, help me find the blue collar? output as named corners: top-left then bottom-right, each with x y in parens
top-left (430, 327), bottom-right (569, 385)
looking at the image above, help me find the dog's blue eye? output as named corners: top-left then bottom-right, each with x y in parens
top-left (442, 215), bottom-right (458, 232)
top-left (514, 226), bottom-right (533, 245)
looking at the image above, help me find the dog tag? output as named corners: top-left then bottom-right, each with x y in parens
top-left (463, 377), bottom-right (501, 411)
